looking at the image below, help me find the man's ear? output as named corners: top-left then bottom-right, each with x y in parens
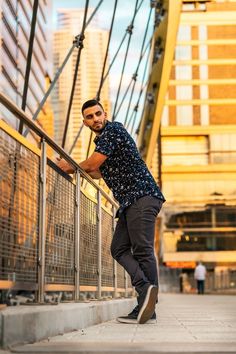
top-left (83, 119), bottom-right (88, 127)
top-left (104, 112), bottom-right (107, 119)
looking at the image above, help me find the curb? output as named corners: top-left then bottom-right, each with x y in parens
top-left (0, 298), bottom-right (136, 349)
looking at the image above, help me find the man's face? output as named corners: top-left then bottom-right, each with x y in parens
top-left (83, 104), bottom-right (107, 133)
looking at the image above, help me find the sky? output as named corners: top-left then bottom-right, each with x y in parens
top-left (52, 0), bottom-right (154, 132)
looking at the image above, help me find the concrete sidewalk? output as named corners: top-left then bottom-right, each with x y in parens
top-left (10, 294), bottom-right (236, 353)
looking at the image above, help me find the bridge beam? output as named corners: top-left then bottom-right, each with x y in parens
top-left (138, 0), bottom-right (182, 168)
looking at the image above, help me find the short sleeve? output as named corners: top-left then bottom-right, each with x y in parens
top-left (94, 124), bottom-right (118, 157)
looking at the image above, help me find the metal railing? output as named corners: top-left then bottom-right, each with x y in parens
top-left (0, 92), bottom-right (133, 303)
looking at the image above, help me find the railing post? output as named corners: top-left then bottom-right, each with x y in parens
top-left (97, 190), bottom-right (102, 299)
top-left (37, 138), bottom-right (47, 303)
top-left (112, 206), bottom-right (117, 298)
top-left (75, 170), bottom-right (81, 300)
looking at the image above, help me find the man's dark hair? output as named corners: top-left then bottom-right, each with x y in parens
top-left (81, 99), bottom-right (104, 115)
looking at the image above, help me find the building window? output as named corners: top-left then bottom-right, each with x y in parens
top-left (162, 135), bottom-right (209, 166)
top-left (210, 134), bottom-right (236, 164)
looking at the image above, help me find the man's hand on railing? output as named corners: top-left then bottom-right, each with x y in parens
top-left (56, 158), bottom-right (101, 179)
top-left (57, 158), bottom-right (76, 174)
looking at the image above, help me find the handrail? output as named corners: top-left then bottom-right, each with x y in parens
top-left (0, 92), bottom-right (118, 207)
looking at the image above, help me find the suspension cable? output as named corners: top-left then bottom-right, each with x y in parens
top-left (127, 39), bottom-right (152, 135)
top-left (129, 67), bottom-right (151, 136)
top-left (131, 74), bottom-right (150, 137)
top-left (102, 32), bottom-right (127, 84)
top-left (70, 0), bottom-right (119, 157)
top-left (86, 131), bottom-right (93, 159)
top-left (84, 0), bottom-right (148, 158)
top-left (123, 7), bottom-right (152, 126)
top-left (42, 1), bottom-right (90, 248)
top-left (112, 0), bottom-right (142, 120)
top-left (82, 0), bottom-right (119, 160)
top-left (68, 125), bottom-right (84, 155)
top-left (69, 0), bottom-right (145, 153)
top-left (65, 0), bottom-right (104, 149)
top-left (130, 79), bottom-right (148, 135)
top-left (112, 79), bottom-right (133, 121)
top-left (133, 56), bottom-right (153, 138)
top-left (102, 0), bottom-right (144, 93)
top-left (96, 0), bottom-right (118, 101)
top-left (61, 0), bottom-right (90, 149)
top-left (23, 0), bottom-right (103, 137)
top-left (18, 0), bottom-right (39, 134)
top-left (127, 71), bottom-right (150, 134)
top-left (113, 36), bottom-right (152, 121)
top-left (85, 0), bottom-right (103, 27)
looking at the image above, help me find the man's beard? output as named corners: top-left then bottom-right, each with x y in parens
top-left (90, 120), bottom-right (106, 133)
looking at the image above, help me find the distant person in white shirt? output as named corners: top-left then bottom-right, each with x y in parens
top-left (194, 261), bottom-right (207, 294)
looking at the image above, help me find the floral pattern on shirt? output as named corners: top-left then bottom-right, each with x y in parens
top-left (94, 121), bottom-right (165, 213)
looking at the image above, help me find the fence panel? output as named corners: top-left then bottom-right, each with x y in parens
top-left (79, 189), bottom-right (98, 288)
top-left (0, 128), bottom-right (39, 288)
top-left (101, 206), bottom-right (114, 289)
top-left (44, 162), bottom-right (76, 285)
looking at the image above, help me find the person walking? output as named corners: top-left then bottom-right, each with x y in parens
top-left (194, 261), bottom-right (207, 294)
top-left (58, 99), bottom-right (165, 324)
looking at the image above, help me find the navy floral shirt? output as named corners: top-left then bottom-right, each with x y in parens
top-left (94, 121), bottom-right (165, 214)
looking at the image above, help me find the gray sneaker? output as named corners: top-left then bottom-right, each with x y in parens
top-left (137, 284), bottom-right (158, 324)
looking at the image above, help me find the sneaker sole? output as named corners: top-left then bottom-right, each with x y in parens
top-left (116, 317), bottom-right (137, 324)
top-left (137, 285), bottom-right (158, 324)
top-left (116, 317), bottom-right (157, 324)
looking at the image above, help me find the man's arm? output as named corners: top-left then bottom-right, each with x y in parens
top-left (79, 152), bottom-right (107, 173)
top-left (57, 152), bottom-right (107, 178)
top-left (87, 170), bottom-right (102, 179)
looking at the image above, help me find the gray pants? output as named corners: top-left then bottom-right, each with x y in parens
top-left (111, 196), bottom-right (163, 295)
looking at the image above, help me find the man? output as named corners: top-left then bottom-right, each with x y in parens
top-left (58, 99), bottom-right (165, 324)
top-left (194, 261), bottom-right (207, 294)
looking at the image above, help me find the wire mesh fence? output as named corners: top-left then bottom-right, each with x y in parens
top-left (0, 120), bottom-right (133, 302)
top-left (101, 206), bottom-right (114, 288)
top-left (45, 162), bottom-right (76, 285)
top-left (0, 129), bottom-right (39, 287)
top-left (79, 190), bottom-right (98, 288)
